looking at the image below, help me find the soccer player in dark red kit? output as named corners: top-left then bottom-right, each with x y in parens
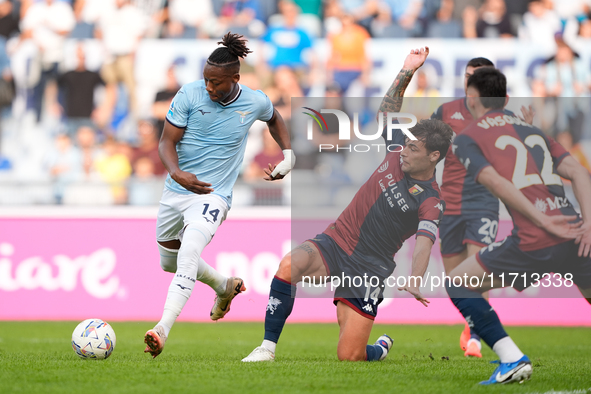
top-left (431, 57), bottom-right (497, 358)
top-left (446, 67), bottom-right (591, 384)
top-left (242, 47), bottom-right (454, 362)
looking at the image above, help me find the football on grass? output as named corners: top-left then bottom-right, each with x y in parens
top-left (71, 319), bottom-right (116, 359)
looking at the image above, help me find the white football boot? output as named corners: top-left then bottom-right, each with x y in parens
top-left (242, 346), bottom-right (275, 362)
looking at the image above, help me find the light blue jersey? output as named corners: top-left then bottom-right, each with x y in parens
top-left (165, 80), bottom-right (274, 207)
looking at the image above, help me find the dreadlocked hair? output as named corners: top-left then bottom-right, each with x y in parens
top-left (207, 32), bottom-right (252, 70)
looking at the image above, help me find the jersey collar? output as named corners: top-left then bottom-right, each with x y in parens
top-left (219, 84), bottom-right (242, 107)
top-left (405, 169), bottom-right (436, 184)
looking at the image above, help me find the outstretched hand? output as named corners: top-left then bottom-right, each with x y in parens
top-left (520, 105), bottom-right (535, 125)
top-left (575, 221), bottom-right (591, 257)
top-left (541, 215), bottom-right (584, 240)
top-left (402, 47), bottom-right (429, 72)
top-left (398, 285), bottom-right (430, 307)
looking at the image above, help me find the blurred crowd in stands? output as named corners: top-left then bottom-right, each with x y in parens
top-left (0, 0), bottom-right (589, 206)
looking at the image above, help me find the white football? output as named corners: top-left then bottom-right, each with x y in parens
top-left (71, 319), bottom-right (116, 359)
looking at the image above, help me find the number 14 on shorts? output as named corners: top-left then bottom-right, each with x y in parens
top-left (202, 203), bottom-right (220, 223)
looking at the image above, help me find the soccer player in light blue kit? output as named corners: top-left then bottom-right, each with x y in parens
top-left (144, 33), bottom-right (295, 358)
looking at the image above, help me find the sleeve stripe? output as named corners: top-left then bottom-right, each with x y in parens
top-left (473, 163), bottom-right (492, 184)
top-left (165, 117), bottom-right (186, 129)
top-left (416, 230), bottom-right (436, 242)
top-left (554, 152), bottom-right (570, 167)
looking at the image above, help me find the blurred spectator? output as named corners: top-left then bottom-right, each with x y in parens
top-left (503, 0), bottom-right (529, 34)
top-left (151, 61), bottom-right (181, 138)
top-left (95, 136), bottom-right (132, 204)
top-left (326, 12), bottom-right (371, 94)
top-left (127, 155), bottom-right (162, 205)
top-left (372, 0), bottom-right (424, 38)
top-left (45, 133), bottom-right (82, 203)
top-left (552, 0), bottom-right (590, 25)
top-left (535, 34), bottom-right (590, 98)
top-left (130, 118), bottom-right (166, 176)
top-left (265, 66), bottom-right (303, 123)
top-left (132, 0), bottom-right (167, 38)
top-left (426, 0), bottom-right (463, 38)
top-left (311, 84), bottom-right (350, 182)
top-left (406, 69), bottom-right (440, 119)
top-left (535, 35), bottom-right (590, 143)
top-left (269, 0), bottom-right (321, 38)
top-left (242, 125), bottom-right (284, 205)
top-left (75, 125), bottom-right (102, 179)
top-left (57, 43), bottom-right (105, 135)
top-left (294, 0), bottom-right (321, 17)
top-left (452, 0), bottom-right (483, 22)
top-left (563, 11), bottom-right (591, 46)
top-left (95, 0), bottom-right (147, 117)
top-left (518, 0), bottom-right (561, 46)
top-left (0, 0), bottom-right (16, 116)
top-left (0, 1), bottom-right (20, 42)
top-left (579, 17), bottom-right (591, 37)
top-left (70, 0), bottom-right (116, 39)
top-left (20, 0), bottom-right (76, 121)
top-left (463, 0), bottom-right (513, 38)
top-left (209, 0), bottom-right (267, 38)
top-left (328, 0), bottom-right (379, 33)
top-left (412, 70), bottom-right (440, 97)
top-left (165, 0), bottom-right (214, 38)
top-left (261, 0), bottom-right (313, 71)
top-left (243, 126), bottom-right (283, 181)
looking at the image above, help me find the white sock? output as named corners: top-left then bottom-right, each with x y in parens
top-left (262, 339), bottom-right (276, 354)
top-left (158, 224), bottom-right (210, 331)
top-left (467, 338), bottom-right (482, 350)
top-left (157, 321), bottom-right (172, 338)
top-left (492, 336), bottom-right (524, 363)
top-left (197, 257), bottom-right (227, 295)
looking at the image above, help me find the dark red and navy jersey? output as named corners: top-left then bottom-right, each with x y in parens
top-left (324, 131), bottom-right (445, 271)
top-left (432, 99), bottom-right (499, 215)
top-left (454, 109), bottom-right (575, 251)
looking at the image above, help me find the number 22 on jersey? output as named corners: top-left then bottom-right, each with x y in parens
top-left (494, 134), bottom-right (562, 190)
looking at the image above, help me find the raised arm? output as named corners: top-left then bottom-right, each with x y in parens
top-left (159, 120), bottom-right (213, 194)
top-left (377, 47), bottom-right (429, 118)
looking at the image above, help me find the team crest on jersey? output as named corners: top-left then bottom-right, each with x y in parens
top-left (235, 110), bottom-right (252, 124)
top-left (377, 162), bottom-right (389, 173)
top-left (451, 112), bottom-right (465, 120)
top-left (408, 184), bottom-right (424, 195)
top-left (534, 198), bottom-right (548, 213)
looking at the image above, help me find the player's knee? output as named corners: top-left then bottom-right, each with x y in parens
top-left (157, 244), bottom-right (179, 273)
top-left (337, 347), bottom-right (366, 362)
top-left (276, 254), bottom-right (293, 283)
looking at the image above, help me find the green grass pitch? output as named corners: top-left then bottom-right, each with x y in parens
top-left (1, 321), bottom-right (590, 394)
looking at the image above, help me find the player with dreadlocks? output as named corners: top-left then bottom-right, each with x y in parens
top-left (144, 32), bottom-right (295, 358)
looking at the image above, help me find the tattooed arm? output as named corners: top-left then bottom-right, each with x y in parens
top-left (378, 47), bottom-right (430, 118)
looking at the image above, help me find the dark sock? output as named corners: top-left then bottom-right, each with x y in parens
top-left (469, 329), bottom-right (481, 341)
top-left (365, 344), bottom-right (383, 361)
top-left (263, 276), bottom-right (296, 343)
top-left (446, 283), bottom-right (508, 348)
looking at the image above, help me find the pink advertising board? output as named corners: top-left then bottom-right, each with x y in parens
top-left (0, 209), bottom-right (589, 326)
